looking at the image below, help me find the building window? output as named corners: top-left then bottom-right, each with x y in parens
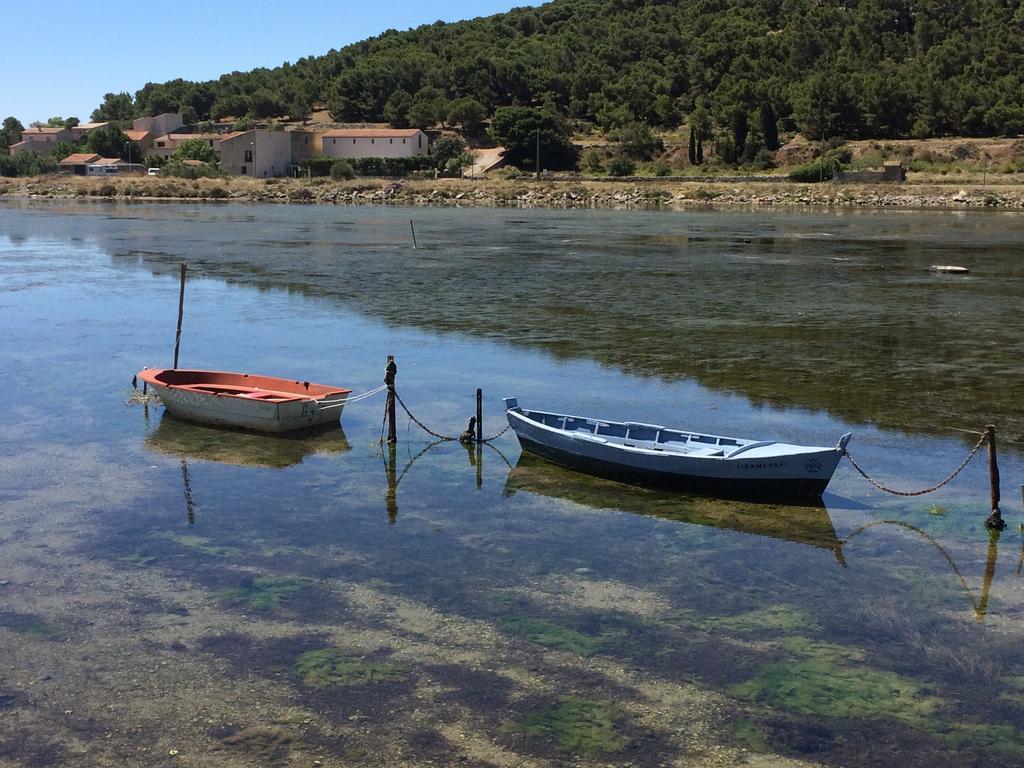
top-left (389, 138), bottom-right (393, 144)
top-left (244, 150), bottom-right (253, 162)
top-left (403, 139), bottom-right (406, 144)
top-left (352, 139), bottom-right (356, 144)
top-left (240, 166), bottom-right (247, 175)
top-left (371, 138), bottom-right (375, 144)
top-left (418, 135), bottom-right (422, 148)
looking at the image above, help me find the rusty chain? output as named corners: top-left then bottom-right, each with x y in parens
top-left (842, 430), bottom-right (988, 496)
top-left (388, 388), bottom-right (512, 444)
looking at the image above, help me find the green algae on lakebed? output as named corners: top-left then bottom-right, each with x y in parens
top-left (157, 531), bottom-right (241, 558)
top-left (503, 616), bottom-right (624, 657)
top-left (730, 637), bottom-right (939, 727)
top-left (295, 648), bottom-right (406, 688)
top-left (214, 575), bottom-right (315, 611)
top-left (502, 696), bottom-right (628, 756)
top-left (700, 604), bottom-right (817, 635)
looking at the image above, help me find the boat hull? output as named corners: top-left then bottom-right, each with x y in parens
top-left (139, 369), bottom-right (350, 434)
top-left (506, 406), bottom-right (843, 501)
top-left (516, 434), bottom-right (832, 500)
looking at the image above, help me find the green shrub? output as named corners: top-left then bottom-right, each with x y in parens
top-left (581, 149), bottom-right (604, 174)
top-left (607, 153), bottom-right (635, 177)
top-left (330, 158), bottom-right (355, 180)
top-left (0, 152), bottom-right (58, 177)
top-left (349, 156), bottom-right (434, 176)
top-left (301, 157), bottom-right (334, 177)
top-left (163, 160), bottom-right (223, 179)
top-left (788, 161), bottom-right (834, 182)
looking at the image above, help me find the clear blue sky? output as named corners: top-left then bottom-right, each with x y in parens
top-left (0, 1), bottom-right (543, 125)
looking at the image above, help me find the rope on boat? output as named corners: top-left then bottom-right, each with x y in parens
top-left (842, 430), bottom-right (988, 496)
top-left (390, 388), bottom-right (512, 443)
top-left (344, 384), bottom-right (388, 404)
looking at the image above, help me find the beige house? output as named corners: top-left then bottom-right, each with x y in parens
top-left (9, 126), bottom-right (73, 154)
top-left (133, 113), bottom-right (184, 137)
top-left (219, 130), bottom-right (292, 177)
top-left (122, 129), bottom-right (155, 156)
top-left (320, 128), bottom-right (428, 159)
top-left (288, 129), bottom-right (320, 167)
top-left (69, 122), bottom-right (108, 141)
top-left (149, 132), bottom-right (224, 161)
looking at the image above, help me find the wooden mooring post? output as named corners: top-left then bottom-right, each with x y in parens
top-left (985, 424), bottom-right (1005, 530)
top-left (172, 262), bottom-right (187, 370)
top-left (476, 388), bottom-right (483, 444)
top-left (385, 356), bottom-right (398, 444)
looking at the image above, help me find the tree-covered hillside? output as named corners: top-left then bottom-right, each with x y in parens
top-left (100, 0), bottom-right (1024, 144)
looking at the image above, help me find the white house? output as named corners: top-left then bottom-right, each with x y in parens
top-left (218, 129), bottom-right (292, 178)
top-left (320, 128), bottom-right (428, 159)
top-left (133, 113), bottom-right (184, 137)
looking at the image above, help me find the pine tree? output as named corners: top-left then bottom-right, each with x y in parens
top-left (760, 103), bottom-right (779, 151)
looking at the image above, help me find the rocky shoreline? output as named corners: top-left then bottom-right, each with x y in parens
top-left (3, 174), bottom-right (1024, 210)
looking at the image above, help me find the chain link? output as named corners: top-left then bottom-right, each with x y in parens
top-left (393, 389), bottom-right (457, 441)
top-left (388, 388), bottom-right (512, 444)
top-left (480, 423), bottom-right (513, 442)
top-left (842, 431), bottom-right (988, 496)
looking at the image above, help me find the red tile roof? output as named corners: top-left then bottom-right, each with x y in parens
top-left (24, 126), bottom-right (66, 134)
top-left (122, 130), bottom-right (151, 141)
top-left (59, 153), bottom-right (101, 165)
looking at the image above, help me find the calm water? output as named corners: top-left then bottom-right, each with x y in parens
top-left (1, 200), bottom-right (1022, 767)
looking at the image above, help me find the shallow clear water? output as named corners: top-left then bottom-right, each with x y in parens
top-left (1, 200), bottom-right (1022, 767)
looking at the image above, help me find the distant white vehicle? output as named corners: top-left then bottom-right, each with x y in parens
top-left (147, 167), bottom-right (161, 176)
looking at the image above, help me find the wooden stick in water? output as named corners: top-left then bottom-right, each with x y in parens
top-left (173, 262), bottom-right (187, 370)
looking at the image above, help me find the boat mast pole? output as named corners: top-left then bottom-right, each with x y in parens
top-left (173, 262), bottom-right (187, 370)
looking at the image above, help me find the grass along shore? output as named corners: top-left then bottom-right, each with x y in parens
top-left (3, 173), bottom-right (1024, 210)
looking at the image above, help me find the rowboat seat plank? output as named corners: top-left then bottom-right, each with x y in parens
top-left (683, 446), bottom-right (726, 457)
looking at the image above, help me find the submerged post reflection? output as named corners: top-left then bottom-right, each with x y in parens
top-left (386, 442), bottom-right (398, 525)
top-left (181, 459), bottom-right (195, 526)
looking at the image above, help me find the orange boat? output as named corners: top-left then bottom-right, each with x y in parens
top-left (137, 369), bottom-right (351, 433)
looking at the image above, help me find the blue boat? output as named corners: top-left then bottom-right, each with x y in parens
top-left (503, 398), bottom-right (851, 500)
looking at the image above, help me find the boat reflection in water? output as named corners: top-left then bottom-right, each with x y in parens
top-left (504, 453), bottom-right (848, 565)
top-left (144, 412), bottom-right (351, 469)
